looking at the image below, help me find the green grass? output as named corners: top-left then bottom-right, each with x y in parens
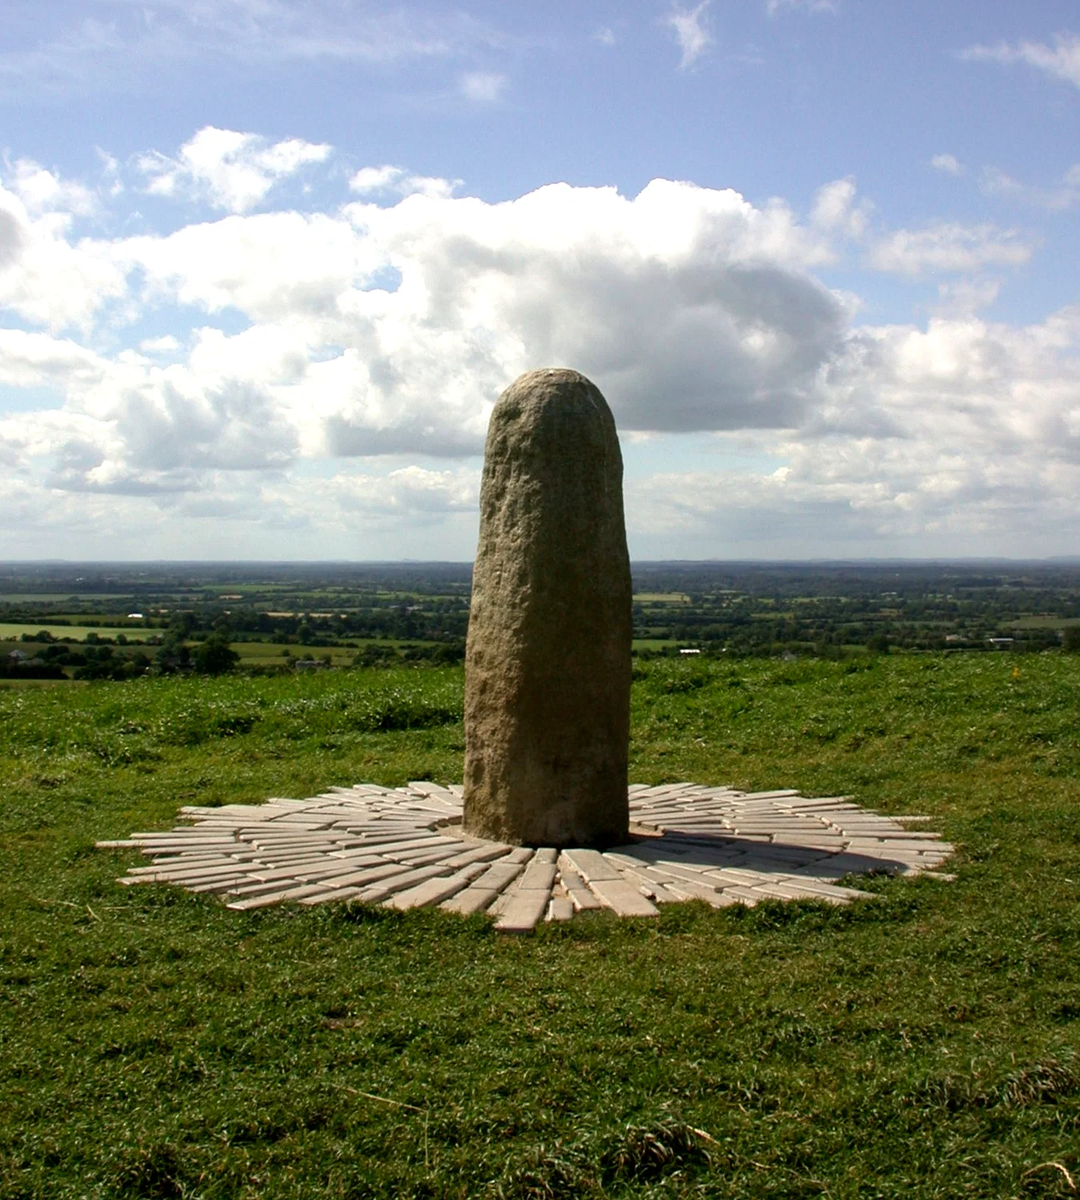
top-left (0, 594), bottom-right (135, 604)
top-left (631, 638), bottom-right (682, 651)
top-left (2, 655), bottom-right (1080, 1197)
top-left (228, 639), bottom-right (429, 666)
top-left (229, 641), bottom-right (356, 667)
top-left (0, 623), bottom-right (157, 642)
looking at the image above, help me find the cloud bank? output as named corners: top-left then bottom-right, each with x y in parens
top-left (0, 128), bottom-right (1075, 558)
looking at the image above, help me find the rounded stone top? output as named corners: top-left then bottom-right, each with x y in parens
top-left (498, 367), bottom-right (599, 399)
top-left (489, 369), bottom-right (614, 441)
top-left (515, 367), bottom-right (588, 384)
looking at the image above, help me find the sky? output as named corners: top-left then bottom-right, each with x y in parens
top-left (1, 0), bottom-right (1079, 561)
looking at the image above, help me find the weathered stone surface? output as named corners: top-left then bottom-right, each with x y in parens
top-left (463, 368), bottom-right (631, 847)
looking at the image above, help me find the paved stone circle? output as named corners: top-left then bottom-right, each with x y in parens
top-left (100, 781), bottom-right (954, 933)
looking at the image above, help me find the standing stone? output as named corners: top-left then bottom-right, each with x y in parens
top-left (463, 368), bottom-right (631, 848)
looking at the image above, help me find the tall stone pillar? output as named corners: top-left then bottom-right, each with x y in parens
top-left (463, 368), bottom-right (632, 848)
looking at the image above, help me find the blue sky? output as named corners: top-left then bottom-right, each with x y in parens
top-left (1, 0), bottom-right (1079, 560)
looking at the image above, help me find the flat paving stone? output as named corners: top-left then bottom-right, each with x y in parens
top-left (440, 886), bottom-right (502, 915)
top-left (494, 887), bottom-right (552, 933)
top-left (385, 864), bottom-right (489, 910)
top-left (102, 779), bottom-right (955, 931)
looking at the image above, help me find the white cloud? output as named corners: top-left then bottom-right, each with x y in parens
top-left (6, 158), bottom-right (98, 216)
top-left (4, 135), bottom-right (1080, 556)
top-left (595, 26), bottom-right (616, 47)
top-left (1, 166), bottom-right (846, 494)
top-left (349, 165), bottom-right (460, 201)
top-left (810, 177), bottom-right (870, 239)
top-left (982, 164), bottom-right (1080, 212)
top-left (962, 32), bottom-right (1080, 90)
top-left (139, 335), bottom-right (181, 354)
top-left (629, 307), bottom-right (1080, 552)
top-left (0, 327), bottom-right (105, 388)
top-left (931, 153), bottom-right (964, 176)
top-left (665, 2), bottom-right (712, 69)
top-left (932, 278), bottom-right (1001, 318)
top-left (0, 181), bottom-right (126, 331)
top-left (460, 71), bottom-right (507, 102)
top-left (135, 126), bottom-right (331, 213)
top-left (330, 465), bottom-right (479, 518)
top-left (867, 222), bottom-right (1038, 276)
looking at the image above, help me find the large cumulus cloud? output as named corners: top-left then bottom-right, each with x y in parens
top-left (0, 130), bottom-right (1076, 556)
top-left (0, 162), bottom-right (850, 488)
top-left (631, 307), bottom-right (1080, 554)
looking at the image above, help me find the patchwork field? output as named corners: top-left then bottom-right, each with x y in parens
top-left (0, 623), bottom-right (158, 643)
top-left (1, 654), bottom-right (1079, 1197)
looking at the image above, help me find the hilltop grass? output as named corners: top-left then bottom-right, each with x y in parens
top-left (2, 654), bottom-right (1079, 1198)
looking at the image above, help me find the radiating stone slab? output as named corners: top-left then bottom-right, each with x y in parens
top-left (587, 878), bottom-right (659, 918)
top-left (440, 887), bottom-right (502, 915)
top-left (386, 864), bottom-right (489, 910)
top-left (103, 778), bottom-right (954, 930)
top-left (494, 887), bottom-right (552, 933)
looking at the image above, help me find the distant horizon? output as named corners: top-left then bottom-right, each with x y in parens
top-left (4, 557), bottom-right (1080, 568)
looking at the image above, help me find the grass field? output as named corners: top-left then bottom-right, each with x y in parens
top-left (229, 641), bottom-right (355, 667)
top-left (229, 640), bottom-right (440, 667)
top-left (0, 623), bottom-right (158, 643)
top-left (0, 595), bottom-right (136, 604)
top-left (2, 654), bottom-right (1079, 1197)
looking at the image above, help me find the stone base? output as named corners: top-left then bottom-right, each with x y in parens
top-left (99, 781), bottom-right (954, 933)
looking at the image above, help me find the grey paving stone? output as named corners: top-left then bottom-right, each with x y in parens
top-left (774, 878), bottom-right (876, 901)
top-left (560, 869), bottom-right (604, 911)
top-left (440, 886), bottom-right (502, 915)
top-left (386, 864), bottom-right (488, 910)
top-left (350, 863), bottom-right (455, 905)
top-left (560, 848), bottom-right (622, 882)
top-left (587, 878), bottom-right (659, 917)
top-left (440, 843), bottom-right (513, 869)
top-left (387, 845), bottom-right (471, 868)
top-left (293, 886), bottom-right (362, 906)
top-left (227, 882), bottom-right (342, 910)
top-left (495, 888), bottom-right (552, 933)
top-left (185, 875), bottom-right (257, 894)
top-left (518, 860), bottom-right (558, 891)
top-left (662, 879), bottom-right (742, 907)
top-left (471, 861), bottom-right (526, 891)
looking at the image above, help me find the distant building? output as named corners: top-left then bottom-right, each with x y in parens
top-left (127, 613), bottom-right (144, 619)
top-left (987, 637), bottom-right (1015, 648)
top-left (679, 648), bottom-right (701, 655)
